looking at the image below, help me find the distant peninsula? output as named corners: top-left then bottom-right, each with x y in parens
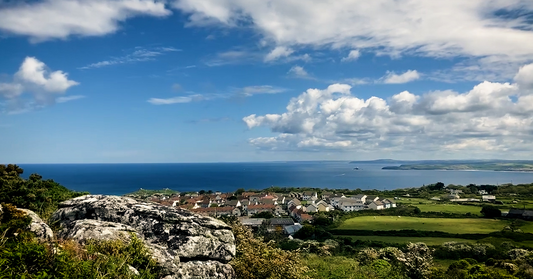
top-left (379, 161), bottom-right (533, 172)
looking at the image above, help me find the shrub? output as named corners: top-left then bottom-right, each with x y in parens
top-left (229, 221), bottom-right (309, 279)
top-left (0, 234), bottom-right (161, 278)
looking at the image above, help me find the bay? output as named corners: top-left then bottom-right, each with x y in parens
top-left (18, 162), bottom-right (533, 196)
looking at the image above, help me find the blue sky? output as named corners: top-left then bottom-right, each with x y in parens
top-left (1, 0), bottom-right (533, 163)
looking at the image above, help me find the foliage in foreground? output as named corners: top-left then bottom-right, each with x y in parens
top-left (0, 203), bottom-right (161, 279)
top-left (0, 164), bottom-right (87, 220)
top-left (304, 254), bottom-right (406, 279)
top-left (229, 220), bottom-right (310, 279)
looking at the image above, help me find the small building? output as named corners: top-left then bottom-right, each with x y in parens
top-left (306, 204), bottom-right (318, 213)
top-left (269, 218), bottom-right (295, 231)
top-left (239, 217), bottom-right (265, 229)
top-left (507, 209), bottom-right (533, 220)
top-left (365, 196), bottom-right (379, 204)
top-left (317, 203), bottom-right (329, 212)
top-left (299, 213), bottom-right (313, 223)
top-left (247, 204), bottom-right (276, 216)
top-left (284, 224), bottom-right (303, 235)
top-left (287, 198), bottom-right (302, 207)
top-left (302, 191), bottom-right (318, 201)
top-left (368, 200), bottom-right (384, 210)
top-left (482, 195), bottom-right (496, 202)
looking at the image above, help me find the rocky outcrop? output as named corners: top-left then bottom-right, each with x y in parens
top-left (0, 204), bottom-right (53, 242)
top-left (51, 195), bottom-right (236, 279)
top-left (18, 208), bottom-right (54, 241)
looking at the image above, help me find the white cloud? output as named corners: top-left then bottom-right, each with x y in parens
top-left (56, 95), bottom-right (85, 103)
top-left (147, 96), bottom-right (195, 105)
top-left (514, 63), bottom-right (533, 90)
top-left (341, 50), bottom-right (360, 62)
top-left (0, 0), bottom-right (171, 42)
top-left (243, 62), bottom-right (533, 156)
top-left (0, 57), bottom-right (79, 112)
top-left (264, 46), bottom-right (294, 62)
top-left (148, 85), bottom-right (286, 104)
top-left (241, 85), bottom-right (286, 96)
top-left (287, 65), bottom-right (310, 78)
top-left (381, 70), bottom-right (421, 84)
top-left (79, 46), bottom-right (180, 69)
top-left (204, 49), bottom-right (260, 66)
top-left (173, 0), bottom-right (533, 80)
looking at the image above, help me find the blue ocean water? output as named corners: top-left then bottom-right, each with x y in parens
top-left (18, 162), bottom-right (533, 196)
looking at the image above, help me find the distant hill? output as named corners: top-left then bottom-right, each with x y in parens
top-left (379, 160), bottom-right (533, 171)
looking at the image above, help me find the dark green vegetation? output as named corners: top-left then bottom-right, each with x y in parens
top-left (125, 188), bottom-right (180, 199)
top-left (0, 164), bottom-right (87, 220)
top-left (381, 160), bottom-right (533, 171)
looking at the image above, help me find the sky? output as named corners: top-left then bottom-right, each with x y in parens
top-left (1, 0), bottom-right (533, 163)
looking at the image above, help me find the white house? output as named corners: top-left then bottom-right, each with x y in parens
top-left (482, 195), bottom-right (496, 202)
top-left (339, 198), bottom-right (364, 212)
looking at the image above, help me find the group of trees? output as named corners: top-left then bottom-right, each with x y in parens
top-left (0, 164), bottom-right (87, 219)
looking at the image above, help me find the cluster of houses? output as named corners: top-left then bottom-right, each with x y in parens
top-left (146, 190), bottom-right (397, 235)
top-left (149, 190), bottom-right (396, 219)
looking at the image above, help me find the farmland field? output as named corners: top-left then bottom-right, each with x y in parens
top-left (397, 198), bottom-right (482, 215)
top-left (337, 235), bottom-right (477, 246)
top-left (336, 216), bottom-right (516, 234)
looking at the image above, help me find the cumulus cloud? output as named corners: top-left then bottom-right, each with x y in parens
top-left (0, 0), bottom-right (171, 42)
top-left (264, 46), bottom-right (294, 62)
top-left (515, 63), bottom-right (533, 90)
top-left (381, 70), bottom-right (421, 84)
top-left (0, 57), bottom-right (80, 112)
top-left (341, 50), bottom-right (360, 62)
top-left (243, 63), bottom-right (533, 156)
top-left (173, 0), bottom-right (533, 80)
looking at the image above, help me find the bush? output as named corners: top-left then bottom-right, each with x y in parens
top-left (481, 205), bottom-right (501, 218)
top-left (229, 221), bottom-right (310, 279)
top-left (0, 233), bottom-right (161, 278)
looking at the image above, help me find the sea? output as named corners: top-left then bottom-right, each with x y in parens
top-left (18, 161), bottom-right (533, 196)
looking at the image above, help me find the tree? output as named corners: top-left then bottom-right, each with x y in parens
top-left (428, 182), bottom-right (445, 191)
top-left (0, 165), bottom-right (87, 219)
top-left (481, 205), bottom-right (501, 218)
top-left (234, 188), bottom-right (245, 196)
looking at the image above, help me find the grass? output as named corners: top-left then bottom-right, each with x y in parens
top-left (398, 198), bottom-right (484, 215)
top-left (336, 216), bottom-right (513, 234)
top-left (337, 235), bottom-right (477, 246)
top-left (416, 203), bottom-right (482, 215)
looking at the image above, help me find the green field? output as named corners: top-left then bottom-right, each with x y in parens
top-left (338, 235), bottom-right (477, 246)
top-left (397, 198), bottom-right (483, 215)
top-left (336, 216), bottom-right (514, 234)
